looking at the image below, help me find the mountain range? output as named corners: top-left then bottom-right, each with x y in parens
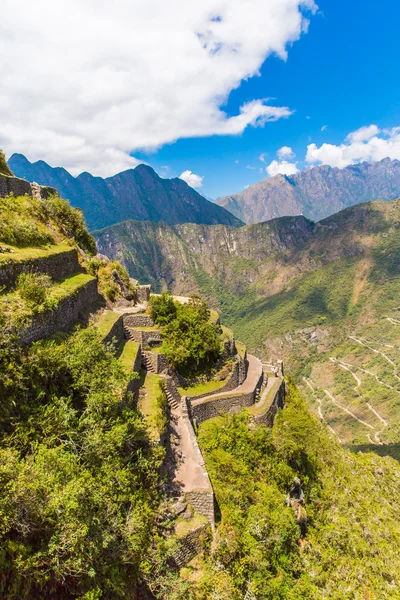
top-left (216, 158), bottom-right (400, 223)
top-left (8, 154), bottom-right (242, 231)
top-left (94, 197), bottom-right (400, 447)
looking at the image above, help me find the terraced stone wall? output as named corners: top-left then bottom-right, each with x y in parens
top-left (142, 350), bottom-right (168, 374)
top-left (185, 355), bottom-right (246, 402)
top-left (0, 248), bottom-right (82, 291)
top-left (0, 174), bottom-right (57, 199)
top-left (123, 314), bottom-right (154, 328)
top-left (253, 379), bottom-right (286, 427)
top-left (125, 328), bottom-right (162, 346)
top-left (171, 524), bottom-right (210, 568)
top-left (191, 390), bottom-right (256, 424)
top-left (19, 278), bottom-right (103, 344)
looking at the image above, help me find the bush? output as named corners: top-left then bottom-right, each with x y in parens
top-left (161, 295), bottom-right (222, 374)
top-left (150, 291), bottom-right (177, 325)
top-left (40, 195), bottom-right (96, 255)
top-left (0, 149), bottom-right (13, 176)
top-left (17, 272), bottom-right (52, 309)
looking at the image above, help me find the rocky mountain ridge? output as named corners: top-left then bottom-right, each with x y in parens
top-left (8, 153), bottom-right (243, 231)
top-left (215, 158), bottom-right (400, 223)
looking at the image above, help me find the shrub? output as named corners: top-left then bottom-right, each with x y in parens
top-left (0, 149), bottom-right (13, 176)
top-left (17, 272), bottom-right (52, 309)
top-left (40, 195), bottom-right (96, 255)
top-left (150, 291), bottom-right (177, 325)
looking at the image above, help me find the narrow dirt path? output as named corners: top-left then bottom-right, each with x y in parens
top-left (303, 377), bottom-right (343, 442)
top-left (323, 389), bottom-right (375, 431)
top-left (349, 336), bottom-right (400, 385)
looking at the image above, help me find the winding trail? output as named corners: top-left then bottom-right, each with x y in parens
top-left (323, 389), bottom-right (375, 431)
top-left (303, 377), bottom-right (343, 442)
top-left (349, 336), bottom-right (400, 384)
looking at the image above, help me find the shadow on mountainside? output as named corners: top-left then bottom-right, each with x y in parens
top-left (348, 443), bottom-right (400, 462)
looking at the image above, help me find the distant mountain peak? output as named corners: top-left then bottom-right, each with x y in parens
top-left (8, 153), bottom-right (243, 231)
top-left (216, 158), bottom-right (400, 224)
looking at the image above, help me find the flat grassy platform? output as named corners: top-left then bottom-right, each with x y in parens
top-left (119, 340), bottom-right (140, 372)
top-left (94, 310), bottom-right (121, 339)
top-left (0, 242), bottom-right (73, 264)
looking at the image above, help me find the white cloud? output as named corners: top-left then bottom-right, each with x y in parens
top-left (321, 125), bottom-right (327, 131)
top-left (306, 124), bottom-right (400, 168)
top-left (179, 170), bottom-right (204, 188)
top-left (259, 153), bottom-right (267, 163)
top-left (0, 0), bottom-right (316, 176)
top-left (234, 159), bottom-right (240, 164)
top-left (266, 159), bottom-right (299, 176)
top-left (246, 164), bottom-right (257, 170)
top-left (277, 145), bottom-right (295, 159)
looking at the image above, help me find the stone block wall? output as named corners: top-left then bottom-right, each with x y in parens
top-left (0, 248), bottom-right (83, 291)
top-left (171, 524), bottom-right (210, 568)
top-left (136, 285), bottom-right (151, 303)
top-left (0, 174), bottom-right (57, 199)
top-left (125, 328), bottom-right (162, 347)
top-left (181, 397), bottom-right (215, 527)
top-left (162, 375), bottom-right (181, 404)
top-left (191, 390), bottom-right (256, 425)
top-left (142, 350), bottom-right (169, 374)
top-left (123, 314), bottom-right (154, 328)
top-left (185, 355), bottom-right (245, 402)
top-left (253, 379), bottom-right (286, 427)
top-left (19, 278), bottom-right (102, 345)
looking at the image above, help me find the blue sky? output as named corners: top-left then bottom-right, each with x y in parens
top-left (136, 0), bottom-right (400, 198)
top-left (2, 0), bottom-right (399, 198)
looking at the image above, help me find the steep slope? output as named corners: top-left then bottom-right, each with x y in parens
top-left (94, 198), bottom-right (400, 446)
top-left (216, 158), bottom-right (400, 223)
top-left (8, 153), bottom-right (243, 231)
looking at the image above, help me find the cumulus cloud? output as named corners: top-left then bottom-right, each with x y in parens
top-left (266, 160), bottom-right (299, 176)
top-left (179, 170), bottom-right (204, 188)
top-left (277, 146), bottom-right (295, 159)
top-left (0, 0), bottom-right (316, 176)
top-left (306, 124), bottom-right (400, 168)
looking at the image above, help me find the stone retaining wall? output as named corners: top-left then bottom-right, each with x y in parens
top-left (181, 397), bottom-right (215, 527)
top-left (253, 379), bottom-right (286, 427)
top-left (191, 390), bottom-right (256, 424)
top-left (163, 375), bottom-right (181, 404)
top-left (171, 524), bottom-right (210, 568)
top-left (185, 355), bottom-right (246, 401)
top-left (142, 350), bottom-right (169, 374)
top-left (125, 328), bottom-right (162, 347)
top-left (123, 314), bottom-right (154, 328)
top-left (0, 174), bottom-right (57, 199)
top-left (136, 285), bottom-right (151, 303)
top-left (0, 248), bottom-right (83, 291)
top-left (19, 278), bottom-right (103, 345)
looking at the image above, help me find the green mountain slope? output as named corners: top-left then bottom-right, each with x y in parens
top-left (94, 199), bottom-right (400, 447)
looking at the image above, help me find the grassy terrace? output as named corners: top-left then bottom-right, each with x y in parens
top-left (235, 340), bottom-right (246, 359)
top-left (0, 242), bottom-right (74, 264)
top-left (221, 324), bottom-right (234, 341)
top-left (178, 377), bottom-right (228, 398)
top-left (175, 513), bottom-right (208, 538)
top-left (133, 325), bottom-right (159, 332)
top-left (247, 377), bottom-right (283, 416)
top-left (119, 340), bottom-right (140, 372)
top-left (94, 310), bottom-right (121, 339)
top-left (0, 272), bottom-right (95, 324)
top-left (137, 369), bottom-right (167, 441)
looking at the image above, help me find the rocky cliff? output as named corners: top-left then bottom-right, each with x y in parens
top-left (8, 153), bottom-right (243, 231)
top-left (215, 158), bottom-right (400, 223)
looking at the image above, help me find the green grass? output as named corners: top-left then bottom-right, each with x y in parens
top-left (119, 340), bottom-right (140, 372)
top-left (138, 370), bottom-right (167, 441)
top-left (0, 242), bottom-right (73, 264)
top-left (51, 273), bottom-right (94, 297)
top-left (178, 377), bottom-right (228, 397)
top-left (235, 340), bottom-right (246, 359)
top-left (174, 513), bottom-right (208, 538)
top-left (220, 324), bottom-right (234, 341)
top-left (133, 325), bottom-right (159, 332)
top-left (94, 310), bottom-right (121, 339)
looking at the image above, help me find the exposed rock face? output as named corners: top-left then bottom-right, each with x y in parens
top-left (8, 154), bottom-right (243, 231)
top-left (215, 158), bottom-right (400, 223)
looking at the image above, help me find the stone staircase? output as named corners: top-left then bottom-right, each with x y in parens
top-left (165, 386), bottom-right (180, 409)
top-left (142, 352), bottom-right (156, 373)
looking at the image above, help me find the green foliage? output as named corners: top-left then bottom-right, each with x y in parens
top-left (160, 295), bottom-right (222, 374)
top-left (0, 149), bottom-right (13, 176)
top-left (0, 193), bottom-right (95, 254)
top-left (40, 194), bottom-right (96, 255)
top-left (88, 260), bottom-right (135, 303)
top-left (16, 272), bottom-right (52, 309)
top-left (0, 327), bottom-right (163, 598)
top-left (150, 291), bottom-right (177, 325)
top-left (194, 385), bottom-right (400, 599)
